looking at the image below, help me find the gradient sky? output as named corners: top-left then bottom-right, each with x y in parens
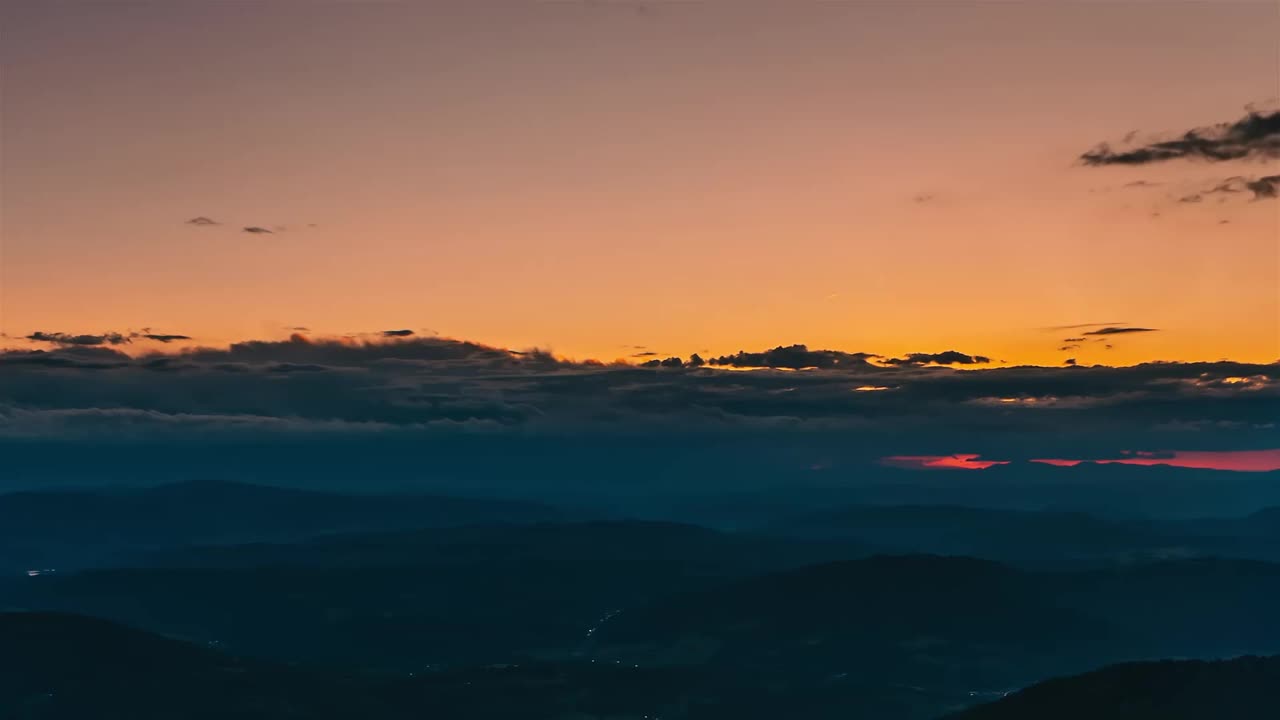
top-left (3, 1), bottom-right (1277, 365)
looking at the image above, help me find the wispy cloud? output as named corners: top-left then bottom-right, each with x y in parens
top-left (1083, 327), bottom-right (1158, 336)
top-left (1080, 109), bottom-right (1280, 166)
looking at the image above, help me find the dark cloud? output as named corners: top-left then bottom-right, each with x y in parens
top-left (1080, 110), bottom-right (1280, 166)
top-left (185, 216), bottom-right (220, 226)
top-left (631, 352), bottom-right (659, 358)
top-left (641, 357), bottom-right (685, 368)
top-left (381, 329), bottom-right (415, 338)
top-left (1064, 358), bottom-right (1078, 366)
top-left (242, 226), bottom-right (273, 234)
top-left (882, 351), bottom-right (991, 367)
top-left (26, 330), bottom-right (192, 346)
top-left (2, 332), bottom-right (1277, 500)
top-left (26, 331), bottom-right (132, 347)
top-left (1179, 174), bottom-right (1280, 204)
top-left (1246, 174), bottom-right (1280, 199)
top-left (1064, 337), bottom-right (1086, 343)
top-left (1083, 327), bottom-right (1158, 336)
top-left (709, 345), bottom-right (878, 370)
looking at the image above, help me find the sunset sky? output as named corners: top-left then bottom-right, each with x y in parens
top-left (4, 1), bottom-right (1277, 366)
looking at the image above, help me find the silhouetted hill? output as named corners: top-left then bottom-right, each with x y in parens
top-left (771, 504), bottom-right (1200, 568)
top-left (945, 654), bottom-right (1280, 720)
top-left (0, 612), bottom-right (696, 719)
top-left (2, 521), bottom-right (866, 669)
top-left (0, 480), bottom-right (563, 572)
top-left (590, 555), bottom-right (1280, 692)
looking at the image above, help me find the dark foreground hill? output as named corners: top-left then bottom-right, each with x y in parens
top-left (946, 654), bottom-right (1280, 720)
top-left (0, 612), bottom-right (694, 720)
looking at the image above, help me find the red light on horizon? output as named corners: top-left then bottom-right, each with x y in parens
top-left (1031, 449), bottom-right (1280, 473)
top-left (881, 453), bottom-right (1011, 470)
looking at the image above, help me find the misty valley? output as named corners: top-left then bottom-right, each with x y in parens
top-left (3, 474), bottom-right (1280, 719)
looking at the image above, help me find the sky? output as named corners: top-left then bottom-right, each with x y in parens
top-left (2, 1), bottom-right (1277, 367)
top-left (0, 2), bottom-right (1278, 491)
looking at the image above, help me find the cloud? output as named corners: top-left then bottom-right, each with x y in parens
top-left (1177, 174), bottom-right (1280, 204)
top-left (1, 331), bottom-right (1277, 501)
top-left (709, 345), bottom-right (878, 370)
top-left (26, 331), bottom-right (132, 347)
top-left (381, 329), bottom-right (415, 338)
top-left (1046, 322), bottom-right (1127, 331)
top-left (26, 330), bottom-right (192, 346)
top-left (242, 226), bottom-right (273, 234)
top-left (1083, 327), bottom-right (1158, 336)
top-left (1246, 174), bottom-right (1280, 200)
top-left (185, 216), bottom-right (220, 226)
top-left (1064, 337), bottom-right (1086, 343)
top-left (1080, 110), bottom-right (1280, 166)
top-left (1064, 358), bottom-right (1078, 366)
top-left (881, 351), bottom-right (991, 367)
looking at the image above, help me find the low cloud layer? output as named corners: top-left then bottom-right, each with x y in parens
top-left (0, 334), bottom-right (1273, 477)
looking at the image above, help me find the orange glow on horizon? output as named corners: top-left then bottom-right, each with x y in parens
top-left (881, 454), bottom-right (1012, 470)
top-left (1031, 450), bottom-right (1280, 473)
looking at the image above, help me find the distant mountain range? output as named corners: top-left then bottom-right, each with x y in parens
top-left (1, 520), bottom-right (864, 669)
top-left (0, 480), bottom-right (564, 572)
top-left (767, 503), bottom-right (1280, 568)
top-left (5, 478), bottom-right (1280, 718)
